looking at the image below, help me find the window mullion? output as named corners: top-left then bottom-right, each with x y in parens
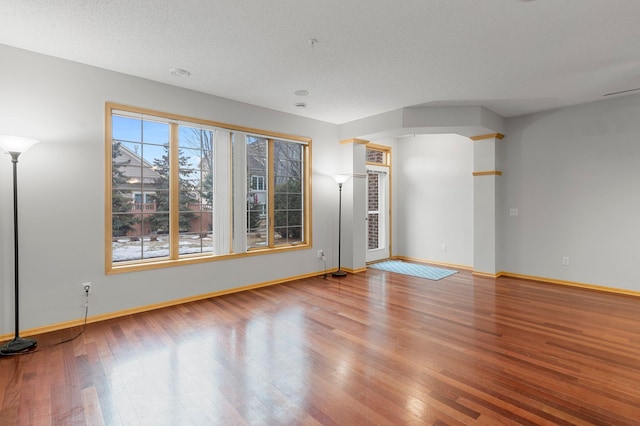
top-left (169, 123), bottom-right (180, 259)
top-left (304, 142), bottom-right (311, 245)
top-left (232, 132), bottom-right (248, 253)
top-left (214, 129), bottom-right (231, 254)
top-left (267, 139), bottom-right (275, 247)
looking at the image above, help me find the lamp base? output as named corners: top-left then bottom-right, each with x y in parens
top-left (0, 337), bottom-right (37, 356)
top-left (332, 270), bottom-right (347, 277)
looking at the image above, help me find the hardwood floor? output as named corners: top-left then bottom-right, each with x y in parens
top-left (2, 267), bottom-right (640, 425)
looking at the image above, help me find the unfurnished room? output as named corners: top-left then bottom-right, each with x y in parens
top-left (1, 1), bottom-right (640, 424)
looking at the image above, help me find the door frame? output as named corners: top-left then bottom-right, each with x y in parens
top-left (365, 147), bottom-right (391, 263)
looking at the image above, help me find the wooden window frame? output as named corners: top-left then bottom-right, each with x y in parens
top-left (105, 102), bottom-right (312, 274)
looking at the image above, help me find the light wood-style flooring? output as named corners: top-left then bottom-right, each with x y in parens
top-left (2, 266), bottom-right (640, 425)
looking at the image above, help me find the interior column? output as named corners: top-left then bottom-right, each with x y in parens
top-left (339, 138), bottom-right (368, 274)
top-left (471, 133), bottom-right (504, 276)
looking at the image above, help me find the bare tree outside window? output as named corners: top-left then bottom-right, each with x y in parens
top-left (273, 141), bottom-right (303, 245)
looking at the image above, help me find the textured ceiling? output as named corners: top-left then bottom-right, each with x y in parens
top-left (2, 0), bottom-right (640, 124)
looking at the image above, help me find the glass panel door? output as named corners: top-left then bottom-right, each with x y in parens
top-left (366, 165), bottom-right (389, 262)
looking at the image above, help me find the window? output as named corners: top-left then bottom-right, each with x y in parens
top-left (133, 193), bottom-right (154, 210)
top-left (246, 137), bottom-right (305, 249)
top-left (250, 175), bottom-right (265, 191)
top-left (106, 103), bottom-right (311, 273)
top-left (366, 147), bottom-right (388, 165)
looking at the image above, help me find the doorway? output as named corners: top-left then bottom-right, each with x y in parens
top-left (366, 164), bottom-right (390, 262)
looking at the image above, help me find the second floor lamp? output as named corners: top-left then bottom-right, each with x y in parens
top-left (332, 174), bottom-right (350, 277)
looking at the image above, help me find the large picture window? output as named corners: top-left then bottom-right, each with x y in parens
top-left (106, 103), bottom-right (311, 273)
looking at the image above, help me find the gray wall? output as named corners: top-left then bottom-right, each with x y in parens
top-left (392, 134), bottom-right (474, 267)
top-left (500, 94), bottom-right (640, 291)
top-left (0, 45), bottom-right (342, 334)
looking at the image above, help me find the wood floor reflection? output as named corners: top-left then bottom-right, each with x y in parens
top-left (2, 267), bottom-right (640, 425)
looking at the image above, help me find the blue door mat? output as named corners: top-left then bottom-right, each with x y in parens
top-left (369, 260), bottom-right (457, 281)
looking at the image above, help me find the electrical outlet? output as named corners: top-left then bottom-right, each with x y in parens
top-left (441, 243), bottom-right (447, 252)
top-left (317, 249), bottom-right (325, 259)
top-left (562, 257), bottom-right (570, 266)
top-left (82, 282), bottom-right (92, 294)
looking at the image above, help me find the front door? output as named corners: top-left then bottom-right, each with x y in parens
top-left (366, 165), bottom-right (390, 262)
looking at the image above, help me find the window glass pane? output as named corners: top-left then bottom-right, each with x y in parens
top-left (273, 193), bottom-right (286, 208)
top-left (288, 193), bottom-right (302, 209)
top-left (274, 226), bottom-right (286, 244)
top-left (140, 164), bottom-right (161, 191)
top-left (366, 148), bottom-right (385, 164)
top-left (179, 233), bottom-right (214, 255)
top-left (141, 228), bottom-right (170, 260)
top-left (368, 173), bottom-right (379, 211)
top-left (178, 212), bottom-right (213, 255)
top-left (145, 210), bottom-right (170, 234)
top-left (112, 212), bottom-right (139, 238)
top-left (179, 126), bottom-right (213, 150)
top-left (288, 210), bottom-right (302, 226)
top-left (286, 227), bottom-right (302, 244)
top-left (112, 116), bottom-right (142, 142)
top-left (273, 140), bottom-right (304, 246)
top-left (141, 143), bottom-right (167, 169)
top-left (143, 120), bottom-right (170, 145)
top-left (368, 214), bottom-right (379, 250)
top-left (112, 233), bottom-right (143, 262)
top-left (247, 137), bottom-right (268, 248)
top-left (180, 148), bottom-right (203, 172)
top-left (112, 214), bottom-right (169, 262)
top-left (180, 170), bottom-right (202, 193)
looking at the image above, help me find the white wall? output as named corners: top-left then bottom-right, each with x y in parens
top-left (500, 94), bottom-right (640, 291)
top-left (0, 45), bottom-right (342, 334)
top-left (392, 134), bottom-right (474, 267)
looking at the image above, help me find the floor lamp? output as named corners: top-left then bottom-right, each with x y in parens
top-left (0, 135), bottom-right (39, 356)
top-left (332, 174), bottom-right (350, 277)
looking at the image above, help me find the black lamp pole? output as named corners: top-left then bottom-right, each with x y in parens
top-left (1, 137), bottom-right (38, 356)
top-left (332, 176), bottom-right (348, 277)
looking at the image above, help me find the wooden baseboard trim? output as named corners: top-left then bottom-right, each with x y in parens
top-left (472, 270), bottom-right (503, 278)
top-left (387, 257), bottom-right (640, 298)
top-left (0, 270), bottom-right (327, 341)
top-left (500, 272), bottom-right (640, 298)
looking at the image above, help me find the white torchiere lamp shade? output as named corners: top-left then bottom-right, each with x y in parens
top-left (332, 174), bottom-right (350, 186)
top-left (0, 135), bottom-right (40, 155)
